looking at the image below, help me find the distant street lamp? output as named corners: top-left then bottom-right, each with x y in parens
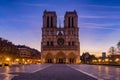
top-left (98, 59), bottom-right (101, 62)
top-left (22, 59), bottom-right (25, 61)
top-left (6, 58), bottom-right (10, 61)
top-left (115, 58), bottom-right (119, 62)
top-left (105, 58), bottom-right (109, 62)
top-left (92, 60), bottom-right (97, 63)
top-left (15, 59), bottom-right (19, 62)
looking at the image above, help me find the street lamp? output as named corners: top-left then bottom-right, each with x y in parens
top-left (6, 58), bottom-right (10, 61)
top-left (22, 59), bottom-right (25, 61)
top-left (5, 57), bottom-right (11, 66)
top-left (98, 59), bottom-right (101, 62)
top-left (92, 60), bottom-right (97, 63)
top-left (15, 59), bottom-right (19, 62)
top-left (115, 58), bottom-right (119, 62)
top-left (105, 58), bottom-right (109, 62)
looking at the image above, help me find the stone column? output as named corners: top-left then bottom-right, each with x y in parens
top-left (66, 58), bottom-right (68, 64)
top-left (54, 58), bottom-right (56, 64)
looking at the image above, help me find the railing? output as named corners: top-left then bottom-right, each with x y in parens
top-left (42, 46), bottom-right (79, 50)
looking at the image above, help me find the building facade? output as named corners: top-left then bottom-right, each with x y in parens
top-left (41, 10), bottom-right (80, 64)
top-left (17, 45), bottom-right (41, 64)
top-left (18, 47), bottom-right (32, 58)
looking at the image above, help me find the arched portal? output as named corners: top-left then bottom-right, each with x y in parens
top-left (45, 52), bottom-right (53, 63)
top-left (56, 52), bottom-right (66, 64)
top-left (68, 53), bottom-right (76, 64)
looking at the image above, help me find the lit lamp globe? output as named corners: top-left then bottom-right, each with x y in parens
top-left (115, 58), bottom-right (119, 62)
top-left (105, 58), bottom-right (109, 62)
top-left (6, 58), bottom-right (10, 61)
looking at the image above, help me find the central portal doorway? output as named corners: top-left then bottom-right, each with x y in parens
top-left (56, 58), bottom-right (66, 64)
top-left (59, 58), bottom-right (63, 63)
top-left (56, 52), bottom-right (66, 64)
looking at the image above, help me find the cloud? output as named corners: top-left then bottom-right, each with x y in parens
top-left (82, 26), bottom-right (117, 30)
top-left (79, 15), bottom-right (105, 18)
top-left (76, 4), bottom-right (120, 9)
top-left (79, 15), bottom-right (120, 19)
top-left (86, 4), bottom-right (120, 9)
top-left (79, 22), bottom-right (120, 30)
top-left (17, 3), bottom-right (53, 7)
top-left (80, 22), bottom-right (120, 26)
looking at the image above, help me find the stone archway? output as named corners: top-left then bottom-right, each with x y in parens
top-left (45, 52), bottom-right (54, 63)
top-left (56, 52), bottom-right (66, 64)
top-left (68, 52), bottom-right (76, 64)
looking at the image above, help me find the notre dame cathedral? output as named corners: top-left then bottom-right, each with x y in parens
top-left (41, 10), bottom-right (80, 64)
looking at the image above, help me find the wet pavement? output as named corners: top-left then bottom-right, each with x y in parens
top-left (0, 64), bottom-right (120, 80)
top-left (11, 64), bottom-right (96, 80)
top-left (68, 64), bottom-right (120, 80)
top-left (0, 64), bottom-right (51, 80)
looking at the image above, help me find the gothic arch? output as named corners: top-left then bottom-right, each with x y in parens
top-left (56, 51), bottom-right (66, 63)
top-left (45, 52), bottom-right (54, 63)
top-left (68, 52), bottom-right (76, 64)
top-left (56, 51), bottom-right (66, 58)
top-left (68, 52), bottom-right (76, 58)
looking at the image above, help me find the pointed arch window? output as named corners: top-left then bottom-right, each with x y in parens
top-left (47, 41), bottom-right (49, 46)
top-left (72, 41), bottom-right (75, 46)
top-left (68, 42), bottom-right (71, 46)
top-left (51, 16), bottom-right (53, 27)
top-left (72, 17), bottom-right (74, 27)
top-left (47, 16), bottom-right (49, 27)
top-left (68, 17), bottom-right (70, 28)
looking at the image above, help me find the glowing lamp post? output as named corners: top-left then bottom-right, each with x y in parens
top-left (92, 60), bottom-right (97, 63)
top-left (105, 58), bottom-right (109, 62)
top-left (22, 58), bottom-right (25, 64)
top-left (15, 59), bottom-right (19, 62)
top-left (115, 58), bottom-right (119, 62)
top-left (6, 58), bottom-right (10, 61)
top-left (5, 58), bottom-right (11, 66)
top-left (105, 58), bottom-right (109, 64)
top-left (98, 59), bottom-right (102, 63)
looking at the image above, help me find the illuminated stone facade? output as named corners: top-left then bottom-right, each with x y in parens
top-left (41, 10), bottom-right (80, 64)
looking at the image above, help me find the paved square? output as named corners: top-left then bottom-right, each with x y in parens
top-left (11, 64), bottom-right (96, 80)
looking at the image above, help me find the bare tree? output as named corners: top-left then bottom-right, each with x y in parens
top-left (108, 46), bottom-right (116, 56)
top-left (108, 46), bottom-right (116, 62)
top-left (117, 41), bottom-right (120, 54)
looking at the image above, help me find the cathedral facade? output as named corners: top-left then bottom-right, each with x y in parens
top-left (41, 10), bottom-right (80, 64)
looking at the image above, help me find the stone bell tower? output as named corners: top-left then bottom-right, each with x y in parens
top-left (41, 10), bottom-right (80, 64)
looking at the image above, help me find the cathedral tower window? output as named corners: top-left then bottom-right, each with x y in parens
top-left (68, 42), bottom-right (71, 46)
top-left (72, 41), bottom-right (75, 46)
top-left (72, 17), bottom-right (74, 27)
top-left (47, 16), bottom-right (49, 27)
top-left (51, 16), bottom-right (53, 27)
top-left (51, 41), bottom-right (53, 46)
top-left (68, 17), bottom-right (70, 28)
top-left (47, 41), bottom-right (49, 46)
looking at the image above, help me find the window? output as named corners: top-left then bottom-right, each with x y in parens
top-left (68, 42), bottom-right (71, 46)
top-left (68, 17), bottom-right (70, 27)
top-left (57, 30), bottom-right (64, 35)
top-left (51, 41), bottom-right (53, 46)
top-left (47, 16), bottom-right (49, 27)
top-left (47, 41), bottom-right (49, 46)
top-left (51, 16), bottom-right (53, 27)
top-left (72, 41), bottom-right (75, 46)
top-left (72, 17), bottom-right (74, 27)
